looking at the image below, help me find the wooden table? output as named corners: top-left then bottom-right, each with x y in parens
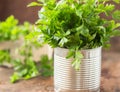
top-left (0, 52), bottom-right (120, 92)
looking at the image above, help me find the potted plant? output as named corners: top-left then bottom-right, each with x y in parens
top-left (28, 0), bottom-right (120, 91)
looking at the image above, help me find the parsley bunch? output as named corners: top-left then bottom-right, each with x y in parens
top-left (28, 0), bottom-right (120, 69)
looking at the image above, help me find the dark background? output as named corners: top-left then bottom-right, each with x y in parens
top-left (0, 1), bottom-right (120, 23)
top-left (0, 0), bottom-right (39, 23)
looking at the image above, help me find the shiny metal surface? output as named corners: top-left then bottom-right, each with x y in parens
top-left (54, 47), bottom-right (102, 92)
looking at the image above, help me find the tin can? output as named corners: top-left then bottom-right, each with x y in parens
top-left (54, 47), bottom-right (101, 92)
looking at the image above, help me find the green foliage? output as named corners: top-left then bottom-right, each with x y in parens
top-left (10, 39), bottom-right (40, 83)
top-left (0, 16), bottom-right (33, 67)
top-left (26, 26), bottom-right (43, 47)
top-left (0, 16), bottom-right (53, 83)
top-left (27, 2), bottom-right (42, 7)
top-left (0, 15), bottom-right (31, 42)
top-left (112, 10), bottom-right (120, 20)
top-left (0, 50), bottom-right (11, 65)
top-left (0, 15), bottom-right (19, 41)
top-left (72, 50), bottom-right (84, 70)
top-left (29, 0), bottom-right (120, 69)
top-left (10, 41), bottom-right (53, 83)
top-left (10, 33), bottom-right (48, 83)
top-left (113, 0), bottom-right (120, 3)
top-left (19, 21), bottom-right (32, 36)
top-left (39, 55), bottom-right (53, 77)
top-left (10, 40), bottom-right (53, 83)
top-left (11, 58), bottom-right (39, 83)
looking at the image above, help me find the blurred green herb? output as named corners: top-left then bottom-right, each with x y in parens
top-left (10, 39), bottom-right (39, 83)
top-left (10, 41), bottom-right (53, 83)
top-left (0, 15), bottom-right (19, 41)
top-left (0, 50), bottom-right (11, 65)
top-left (39, 55), bottom-right (53, 77)
top-left (0, 15), bottom-right (53, 83)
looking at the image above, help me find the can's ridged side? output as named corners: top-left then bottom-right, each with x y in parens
top-left (54, 47), bottom-right (101, 92)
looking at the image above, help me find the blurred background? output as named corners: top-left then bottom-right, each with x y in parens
top-left (0, 0), bottom-right (39, 23)
top-left (0, 0), bottom-right (53, 61)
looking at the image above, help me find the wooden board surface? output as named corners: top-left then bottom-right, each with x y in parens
top-left (0, 51), bottom-right (120, 92)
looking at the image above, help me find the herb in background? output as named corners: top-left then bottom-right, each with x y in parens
top-left (10, 39), bottom-right (40, 83)
top-left (0, 15), bottom-right (19, 41)
top-left (0, 16), bottom-right (54, 83)
top-left (39, 55), bottom-right (53, 77)
top-left (0, 50), bottom-right (11, 65)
